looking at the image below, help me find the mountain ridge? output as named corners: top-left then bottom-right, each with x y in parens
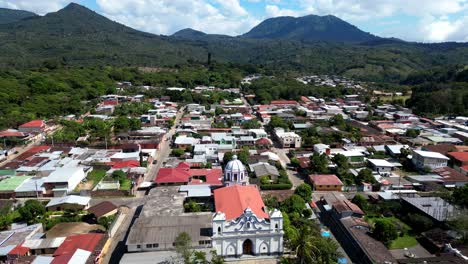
top-left (0, 7), bottom-right (38, 24)
top-left (0, 3), bottom-right (467, 83)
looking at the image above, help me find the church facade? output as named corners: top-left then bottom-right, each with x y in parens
top-left (212, 185), bottom-right (284, 257)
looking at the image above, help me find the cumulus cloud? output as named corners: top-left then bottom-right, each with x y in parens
top-left (419, 15), bottom-right (468, 42)
top-left (96, 0), bottom-right (257, 35)
top-left (298, 0), bottom-right (468, 20)
top-left (265, 5), bottom-right (306, 18)
top-left (0, 0), bottom-right (73, 15)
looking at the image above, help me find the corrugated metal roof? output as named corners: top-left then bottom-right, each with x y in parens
top-left (46, 195), bottom-right (90, 207)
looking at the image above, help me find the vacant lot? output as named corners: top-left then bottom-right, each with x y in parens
top-left (46, 222), bottom-right (105, 238)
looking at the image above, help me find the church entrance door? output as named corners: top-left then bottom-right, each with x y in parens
top-left (242, 239), bottom-right (253, 255)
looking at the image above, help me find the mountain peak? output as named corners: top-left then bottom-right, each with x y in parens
top-left (172, 28), bottom-right (207, 39)
top-left (242, 14), bottom-right (378, 43)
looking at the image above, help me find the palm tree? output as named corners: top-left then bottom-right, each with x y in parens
top-left (289, 226), bottom-right (320, 264)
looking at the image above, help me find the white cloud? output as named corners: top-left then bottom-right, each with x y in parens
top-left (96, 0), bottom-right (258, 35)
top-left (419, 15), bottom-right (468, 42)
top-left (0, 0), bottom-right (73, 15)
top-left (298, 0), bottom-right (468, 21)
top-left (265, 5), bottom-right (306, 18)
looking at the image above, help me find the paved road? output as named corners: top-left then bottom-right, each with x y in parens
top-left (274, 148), bottom-right (304, 189)
top-left (0, 125), bottom-right (61, 167)
top-left (134, 106), bottom-right (185, 198)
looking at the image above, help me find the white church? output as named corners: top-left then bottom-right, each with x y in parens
top-left (211, 156), bottom-right (284, 258)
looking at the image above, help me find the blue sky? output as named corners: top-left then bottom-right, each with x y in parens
top-left (1, 0), bottom-right (468, 42)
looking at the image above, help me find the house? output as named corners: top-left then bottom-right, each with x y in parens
top-left (43, 167), bottom-right (86, 197)
top-left (367, 159), bottom-right (396, 175)
top-left (432, 167), bottom-right (468, 187)
top-left (334, 150), bottom-right (365, 164)
top-left (313, 144), bottom-right (330, 155)
top-left (155, 162), bottom-right (223, 186)
top-left (174, 136), bottom-right (200, 150)
top-left (412, 150), bottom-right (449, 170)
top-left (385, 144), bottom-right (410, 157)
top-left (249, 162), bottom-right (280, 181)
top-left (447, 152), bottom-right (468, 172)
top-left (274, 128), bottom-right (301, 148)
top-left (46, 195), bottom-right (91, 211)
top-left (0, 176), bottom-right (31, 199)
top-left (87, 201), bottom-right (118, 218)
top-left (14, 177), bottom-right (46, 198)
top-left (309, 174), bottom-right (343, 191)
top-left (332, 199), bottom-right (364, 219)
top-left (18, 120), bottom-right (46, 133)
top-left (212, 185), bottom-right (283, 257)
top-left (255, 138), bottom-right (272, 149)
top-left (52, 234), bottom-right (105, 264)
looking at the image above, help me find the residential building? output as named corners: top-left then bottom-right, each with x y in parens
top-left (412, 150), bottom-right (449, 170)
top-left (18, 120), bottom-right (46, 133)
top-left (309, 174), bottom-right (343, 191)
top-left (46, 195), bottom-right (91, 211)
top-left (155, 162), bottom-right (223, 186)
top-left (367, 159), bottom-right (396, 174)
top-left (43, 167), bottom-right (86, 197)
top-left (249, 162), bottom-right (280, 181)
top-left (274, 128), bottom-right (301, 148)
top-left (212, 185), bottom-right (283, 257)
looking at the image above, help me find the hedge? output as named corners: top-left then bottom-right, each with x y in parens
top-left (260, 183), bottom-right (293, 190)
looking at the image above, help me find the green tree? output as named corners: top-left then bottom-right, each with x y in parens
top-left (332, 154), bottom-right (349, 170)
top-left (405, 129), bottom-right (420, 138)
top-left (356, 168), bottom-right (376, 185)
top-left (373, 219), bottom-right (398, 245)
top-left (294, 184), bottom-right (312, 202)
top-left (172, 148), bottom-right (185, 157)
top-left (175, 232), bottom-right (192, 264)
top-left (450, 214), bottom-right (468, 244)
top-left (281, 194), bottom-right (306, 214)
top-left (351, 194), bottom-right (368, 212)
top-left (310, 153), bottom-right (329, 173)
top-left (242, 119), bottom-right (261, 129)
top-left (451, 185), bottom-right (468, 207)
top-left (18, 200), bottom-right (46, 223)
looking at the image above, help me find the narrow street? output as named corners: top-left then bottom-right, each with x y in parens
top-left (274, 147), bottom-right (304, 189)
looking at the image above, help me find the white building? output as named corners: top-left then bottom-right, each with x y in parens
top-left (367, 159), bottom-right (395, 175)
top-left (274, 128), bottom-right (301, 148)
top-left (44, 167), bottom-right (86, 197)
top-left (412, 150), bottom-right (449, 170)
top-left (314, 143), bottom-right (330, 155)
top-left (224, 155), bottom-right (248, 186)
top-left (212, 185), bottom-right (283, 258)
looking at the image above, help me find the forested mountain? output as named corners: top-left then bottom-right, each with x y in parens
top-left (242, 15), bottom-right (378, 43)
top-left (0, 8), bottom-right (37, 24)
top-left (0, 3), bottom-right (467, 83)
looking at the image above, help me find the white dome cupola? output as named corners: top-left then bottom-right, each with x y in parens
top-left (224, 155), bottom-right (249, 186)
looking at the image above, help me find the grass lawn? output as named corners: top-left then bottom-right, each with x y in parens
top-left (389, 235), bottom-right (418, 249)
top-left (87, 170), bottom-right (106, 187)
top-left (379, 95), bottom-right (411, 103)
top-left (120, 179), bottom-right (132, 190)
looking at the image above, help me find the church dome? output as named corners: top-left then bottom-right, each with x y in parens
top-left (224, 155), bottom-right (249, 185)
top-left (225, 155), bottom-right (246, 173)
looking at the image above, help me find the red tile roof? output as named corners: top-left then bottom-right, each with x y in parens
top-left (270, 100), bottom-right (298, 105)
top-left (0, 130), bottom-right (26, 137)
top-left (52, 234), bottom-right (104, 264)
top-left (8, 243), bottom-right (29, 256)
top-left (433, 167), bottom-right (468, 183)
top-left (309, 174), bottom-right (343, 186)
top-left (112, 160), bottom-right (140, 169)
top-left (88, 201), bottom-right (117, 218)
top-left (448, 152), bottom-right (468, 162)
top-left (102, 100), bottom-right (118, 106)
top-left (19, 120), bottom-right (45, 128)
top-left (214, 185), bottom-right (268, 220)
top-left (255, 138), bottom-right (271, 145)
top-left (155, 162), bottom-right (222, 185)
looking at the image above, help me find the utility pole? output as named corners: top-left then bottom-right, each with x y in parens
top-left (105, 136), bottom-right (108, 150)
